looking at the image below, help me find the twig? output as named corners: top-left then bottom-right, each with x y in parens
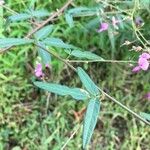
top-left (98, 88), bottom-right (150, 126)
top-left (25, 0), bottom-right (73, 38)
top-left (67, 59), bottom-right (137, 63)
top-left (45, 92), bottom-right (51, 115)
top-left (35, 43), bottom-right (76, 72)
top-left (61, 124), bottom-right (80, 150)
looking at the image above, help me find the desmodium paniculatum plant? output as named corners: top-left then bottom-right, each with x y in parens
top-left (0, 0), bottom-right (150, 149)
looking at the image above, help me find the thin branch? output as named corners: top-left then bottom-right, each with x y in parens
top-left (25, 0), bottom-right (73, 38)
top-left (35, 43), bottom-right (77, 72)
top-left (99, 88), bottom-right (150, 126)
top-left (45, 92), bottom-right (51, 115)
top-left (61, 124), bottom-right (80, 150)
top-left (67, 59), bottom-right (137, 63)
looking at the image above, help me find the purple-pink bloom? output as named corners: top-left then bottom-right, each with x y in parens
top-left (97, 23), bottom-right (109, 32)
top-left (138, 57), bottom-right (149, 70)
top-left (132, 52), bottom-right (150, 72)
top-left (112, 16), bottom-right (120, 29)
top-left (34, 63), bottom-right (44, 77)
top-left (132, 66), bottom-right (141, 73)
top-left (140, 52), bottom-right (150, 59)
top-left (144, 92), bottom-right (150, 100)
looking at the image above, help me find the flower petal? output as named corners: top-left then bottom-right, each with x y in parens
top-left (132, 66), bottom-right (141, 73)
top-left (140, 52), bottom-right (150, 59)
top-left (34, 63), bottom-right (44, 77)
top-left (144, 92), bottom-right (150, 100)
top-left (138, 57), bottom-right (149, 70)
top-left (97, 23), bottom-right (109, 32)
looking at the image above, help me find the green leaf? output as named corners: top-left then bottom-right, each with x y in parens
top-left (29, 9), bottom-right (50, 18)
top-left (8, 13), bottom-right (31, 22)
top-left (70, 50), bottom-right (104, 60)
top-left (8, 9), bottom-right (49, 22)
top-left (65, 7), bottom-right (99, 27)
top-left (83, 98), bottom-right (100, 149)
top-left (43, 38), bottom-right (75, 49)
top-left (34, 81), bottom-right (89, 100)
top-left (68, 7), bottom-right (92, 14)
top-left (37, 43), bottom-right (51, 65)
top-left (85, 18), bottom-right (100, 30)
top-left (77, 67), bottom-right (99, 96)
top-left (35, 25), bottom-right (54, 40)
top-left (68, 7), bottom-right (97, 17)
top-left (65, 13), bottom-right (74, 27)
top-left (0, 38), bottom-right (33, 48)
top-left (68, 88), bottom-right (90, 100)
top-left (140, 112), bottom-right (150, 121)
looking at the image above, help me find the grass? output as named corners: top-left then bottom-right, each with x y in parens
top-left (0, 0), bottom-right (150, 149)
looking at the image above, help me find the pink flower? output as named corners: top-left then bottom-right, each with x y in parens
top-left (140, 52), bottom-right (150, 59)
top-left (112, 16), bottom-right (121, 29)
top-left (97, 23), bottom-right (109, 32)
top-left (138, 57), bottom-right (149, 70)
top-left (132, 52), bottom-right (150, 72)
top-left (34, 63), bottom-right (44, 77)
top-left (144, 92), bottom-right (150, 100)
top-left (132, 66), bottom-right (141, 73)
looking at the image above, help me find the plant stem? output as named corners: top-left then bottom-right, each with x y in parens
top-left (37, 43), bottom-right (150, 126)
top-left (26, 0), bottom-right (73, 38)
top-left (67, 59), bottom-right (137, 63)
top-left (35, 43), bottom-right (77, 72)
top-left (98, 88), bottom-right (150, 126)
top-left (131, 0), bottom-right (147, 49)
top-left (61, 124), bottom-right (80, 150)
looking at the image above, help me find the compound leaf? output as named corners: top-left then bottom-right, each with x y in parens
top-left (8, 9), bottom-right (49, 22)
